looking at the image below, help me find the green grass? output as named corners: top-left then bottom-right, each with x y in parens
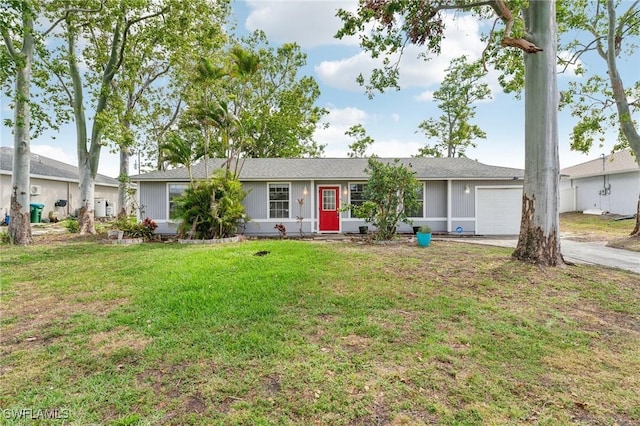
top-left (1, 239), bottom-right (639, 425)
top-left (560, 211), bottom-right (635, 236)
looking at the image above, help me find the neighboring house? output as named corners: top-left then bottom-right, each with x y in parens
top-left (131, 157), bottom-right (525, 236)
top-left (560, 148), bottom-right (639, 215)
top-left (1, 146), bottom-right (120, 219)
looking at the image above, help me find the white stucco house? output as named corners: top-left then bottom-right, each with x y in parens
top-left (1, 146), bottom-right (120, 220)
top-left (560, 148), bottom-right (638, 215)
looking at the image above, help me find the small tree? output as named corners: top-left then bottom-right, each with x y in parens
top-left (346, 158), bottom-right (421, 241)
top-left (175, 171), bottom-right (247, 239)
top-left (416, 56), bottom-right (491, 158)
top-left (346, 124), bottom-right (375, 158)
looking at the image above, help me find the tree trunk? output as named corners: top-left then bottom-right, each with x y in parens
top-left (512, 1), bottom-right (564, 266)
top-left (78, 157), bottom-right (96, 234)
top-left (6, 9), bottom-right (34, 245)
top-left (118, 147), bottom-right (131, 217)
top-left (604, 0), bottom-right (640, 237)
top-left (632, 194), bottom-right (640, 237)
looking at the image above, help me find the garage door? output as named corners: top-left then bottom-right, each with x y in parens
top-left (476, 187), bottom-right (522, 235)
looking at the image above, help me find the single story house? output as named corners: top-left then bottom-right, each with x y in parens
top-left (1, 146), bottom-right (120, 219)
top-left (560, 148), bottom-right (638, 215)
top-left (131, 157), bottom-right (525, 236)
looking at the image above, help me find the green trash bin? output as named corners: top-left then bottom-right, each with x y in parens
top-left (30, 203), bottom-right (45, 223)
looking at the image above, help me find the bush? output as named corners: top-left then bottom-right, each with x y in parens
top-left (65, 218), bottom-right (79, 233)
top-left (418, 225), bottom-right (432, 233)
top-left (175, 172), bottom-right (248, 239)
top-left (343, 158), bottom-right (421, 241)
top-left (123, 218), bottom-right (158, 240)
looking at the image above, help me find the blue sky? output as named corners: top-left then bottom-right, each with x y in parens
top-left (2, 0), bottom-right (639, 178)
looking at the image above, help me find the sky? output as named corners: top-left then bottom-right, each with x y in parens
top-left (1, 0), bottom-right (639, 178)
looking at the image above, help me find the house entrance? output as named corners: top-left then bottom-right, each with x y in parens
top-left (318, 186), bottom-right (340, 232)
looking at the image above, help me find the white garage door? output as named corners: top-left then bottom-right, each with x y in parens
top-left (476, 187), bottom-right (522, 235)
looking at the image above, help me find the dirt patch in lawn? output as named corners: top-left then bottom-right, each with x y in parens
top-left (0, 282), bottom-right (128, 352)
top-left (90, 326), bottom-right (152, 358)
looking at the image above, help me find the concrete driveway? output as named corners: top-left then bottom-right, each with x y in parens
top-left (443, 237), bottom-right (640, 275)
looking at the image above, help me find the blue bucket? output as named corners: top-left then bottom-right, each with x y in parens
top-left (416, 232), bottom-right (432, 247)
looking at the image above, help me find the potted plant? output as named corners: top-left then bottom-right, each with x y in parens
top-left (416, 225), bottom-right (432, 247)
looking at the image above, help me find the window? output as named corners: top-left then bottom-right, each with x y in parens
top-left (269, 183), bottom-right (290, 218)
top-left (406, 184), bottom-right (424, 217)
top-left (349, 183), bottom-right (367, 207)
top-left (168, 184), bottom-right (188, 219)
top-left (322, 189), bottom-right (336, 211)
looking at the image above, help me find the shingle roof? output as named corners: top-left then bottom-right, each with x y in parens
top-left (131, 157), bottom-right (524, 181)
top-left (0, 146), bottom-right (119, 186)
top-left (560, 148), bottom-right (638, 179)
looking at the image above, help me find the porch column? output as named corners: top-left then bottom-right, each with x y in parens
top-left (309, 179), bottom-right (315, 233)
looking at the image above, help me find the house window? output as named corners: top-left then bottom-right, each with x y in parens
top-left (349, 183), bottom-right (367, 206)
top-left (269, 183), bottom-right (290, 218)
top-left (406, 183), bottom-right (424, 217)
top-left (168, 184), bottom-right (188, 219)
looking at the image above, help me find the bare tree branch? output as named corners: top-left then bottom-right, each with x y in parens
top-left (43, 1), bottom-right (105, 37)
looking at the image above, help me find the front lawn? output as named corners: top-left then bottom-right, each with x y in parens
top-left (560, 212), bottom-right (640, 252)
top-left (1, 239), bottom-right (639, 425)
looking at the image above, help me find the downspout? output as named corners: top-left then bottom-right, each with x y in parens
top-left (67, 181), bottom-right (71, 216)
top-left (447, 180), bottom-right (452, 233)
top-left (135, 180), bottom-right (141, 221)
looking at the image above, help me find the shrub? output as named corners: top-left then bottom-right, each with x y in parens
top-left (175, 172), bottom-right (248, 239)
top-left (123, 218), bottom-right (158, 240)
top-left (343, 158), bottom-right (421, 241)
top-left (418, 225), bottom-right (432, 234)
top-left (65, 218), bottom-right (79, 233)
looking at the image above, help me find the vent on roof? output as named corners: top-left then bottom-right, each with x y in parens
top-left (30, 185), bottom-right (41, 195)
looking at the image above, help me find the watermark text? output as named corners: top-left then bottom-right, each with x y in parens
top-left (2, 408), bottom-right (69, 420)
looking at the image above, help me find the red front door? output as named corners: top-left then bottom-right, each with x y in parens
top-left (319, 186), bottom-right (340, 232)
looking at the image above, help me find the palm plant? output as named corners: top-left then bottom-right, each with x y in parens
top-left (159, 129), bottom-right (204, 183)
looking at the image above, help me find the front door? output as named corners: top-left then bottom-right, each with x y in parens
top-left (318, 186), bottom-right (340, 232)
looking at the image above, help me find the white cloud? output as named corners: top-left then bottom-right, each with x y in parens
top-left (416, 91), bottom-right (434, 102)
top-left (315, 106), bottom-right (368, 155)
top-left (245, 0), bottom-right (358, 48)
top-left (316, 13), bottom-right (488, 92)
top-left (391, 113), bottom-right (400, 123)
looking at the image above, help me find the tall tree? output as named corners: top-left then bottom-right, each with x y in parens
top-left (1, 0), bottom-right (36, 244)
top-left (416, 55), bottom-right (491, 158)
top-left (559, 0), bottom-right (640, 236)
top-left (102, 0), bottom-right (229, 216)
top-left (186, 32), bottom-right (328, 166)
top-left (44, 0), bottom-right (188, 234)
top-left (337, 0), bottom-right (564, 265)
top-left (1, 0), bottom-right (60, 244)
top-left (345, 124), bottom-right (375, 158)
top-left (511, 2), bottom-right (562, 264)
top-left (237, 33), bottom-right (328, 159)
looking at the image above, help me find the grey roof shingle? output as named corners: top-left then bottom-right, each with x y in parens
top-left (0, 146), bottom-right (119, 186)
top-left (131, 157), bottom-right (524, 181)
top-left (560, 148), bottom-right (637, 179)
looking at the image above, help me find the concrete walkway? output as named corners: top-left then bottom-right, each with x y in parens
top-left (443, 237), bottom-right (639, 275)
